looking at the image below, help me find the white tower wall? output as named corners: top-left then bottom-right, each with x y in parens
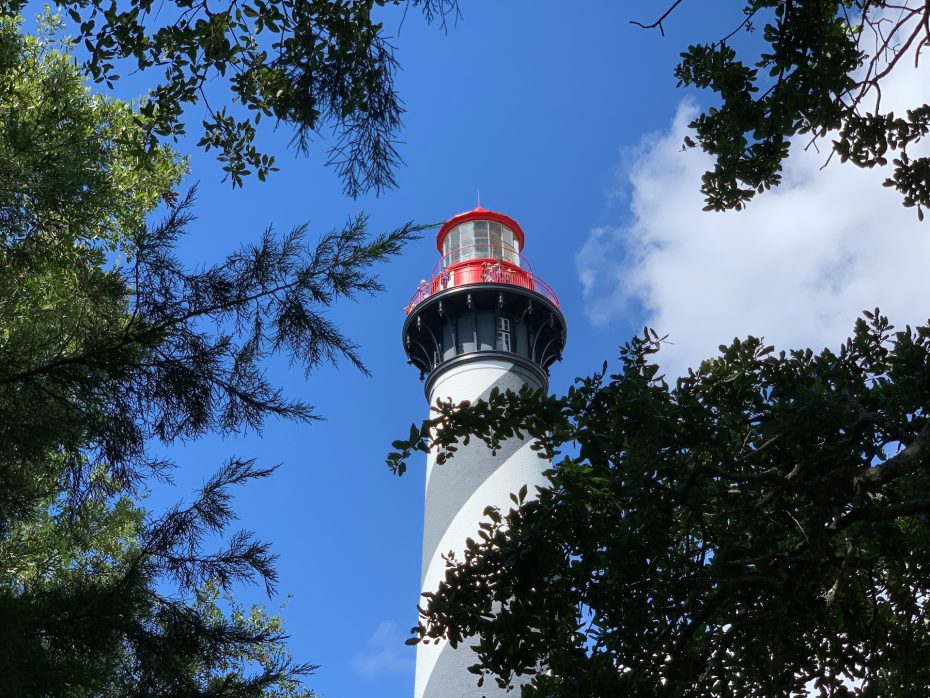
top-left (415, 356), bottom-right (547, 698)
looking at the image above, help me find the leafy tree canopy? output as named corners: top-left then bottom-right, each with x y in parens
top-left (0, 0), bottom-right (458, 190)
top-left (634, 0), bottom-right (930, 218)
top-left (390, 311), bottom-right (930, 696)
top-left (0, 16), bottom-right (417, 694)
top-left (19, 0), bottom-right (926, 215)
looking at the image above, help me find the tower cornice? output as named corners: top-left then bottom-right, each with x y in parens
top-left (403, 283), bottom-right (566, 384)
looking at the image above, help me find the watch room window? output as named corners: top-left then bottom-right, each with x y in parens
top-left (497, 317), bottom-right (512, 352)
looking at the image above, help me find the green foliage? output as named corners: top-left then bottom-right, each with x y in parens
top-left (390, 312), bottom-right (930, 695)
top-left (0, 14), bottom-right (181, 250)
top-left (638, 1), bottom-right (930, 218)
top-left (0, 462), bottom-right (319, 696)
top-left (194, 581), bottom-right (317, 698)
top-left (0, 17), bottom-right (417, 694)
top-left (3, 0), bottom-right (459, 190)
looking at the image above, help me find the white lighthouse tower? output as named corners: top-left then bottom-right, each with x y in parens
top-left (402, 207), bottom-right (567, 697)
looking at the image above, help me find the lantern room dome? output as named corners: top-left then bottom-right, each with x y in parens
top-left (436, 207), bottom-right (527, 268)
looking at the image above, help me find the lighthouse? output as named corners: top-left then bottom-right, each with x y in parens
top-left (402, 207), bottom-right (567, 697)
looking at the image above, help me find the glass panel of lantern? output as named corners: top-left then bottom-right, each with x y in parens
top-left (473, 220), bottom-right (491, 259)
top-left (458, 222), bottom-right (474, 262)
top-left (489, 222), bottom-right (503, 259)
top-left (506, 228), bottom-right (516, 261)
top-left (443, 224), bottom-right (459, 264)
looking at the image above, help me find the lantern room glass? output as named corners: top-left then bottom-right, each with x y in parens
top-left (441, 221), bottom-right (521, 267)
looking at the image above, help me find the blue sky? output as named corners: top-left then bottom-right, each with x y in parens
top-left (128, 2), bottom-right (930, 697)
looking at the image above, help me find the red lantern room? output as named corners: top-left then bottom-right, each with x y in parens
top-left (437, 207), bottom-right (525, 267)
top-left (405, 207), bottom-right (559, 314)
top-left (402, 206), bottom-right (566, 386)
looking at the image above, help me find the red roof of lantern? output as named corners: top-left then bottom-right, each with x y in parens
top-left (435, 206), bottom-right (527, 253)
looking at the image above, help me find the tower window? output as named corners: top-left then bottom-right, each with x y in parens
top-left (497, 317), bottom-right (512, 352)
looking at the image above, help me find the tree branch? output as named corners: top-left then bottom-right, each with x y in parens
top-left (630, 0), bottom-right (686, 36)
top-left (854, 419), bottom-right (930, 490)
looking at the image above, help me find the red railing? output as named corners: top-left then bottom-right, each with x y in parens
top-left (404, 256), bottom-right (560, 314)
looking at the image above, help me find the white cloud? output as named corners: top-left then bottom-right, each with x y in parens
top-left (352, 620), bottom-right (414, 677)
top-left (578, 33), bottom-right (930, 378)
